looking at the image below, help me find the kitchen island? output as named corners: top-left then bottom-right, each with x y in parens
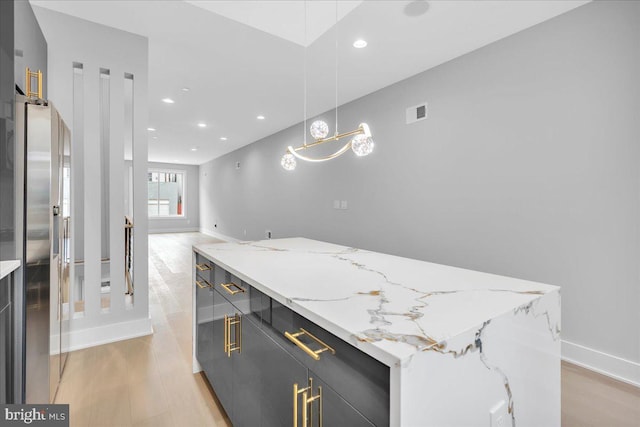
top-left (192, 238), bottom-right (560, 427)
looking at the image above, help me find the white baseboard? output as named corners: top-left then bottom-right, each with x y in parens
top-left (199, 227), bottom-right (241, 243)
top-left (148, 227), bottom-right (199, 234)
top-left (562, 340), bottom-right (640, 387)
top-left (68, 317), bottom-right (154, 352)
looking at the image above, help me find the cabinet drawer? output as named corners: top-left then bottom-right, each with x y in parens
top-left (195, 254), bottom-right (213, 274)
top-left (214, 273), bottom-right (247, 305)
top-left (214, 272), bottom-right (260, 318)
top-left (269, 300), bottom-right (390, 427)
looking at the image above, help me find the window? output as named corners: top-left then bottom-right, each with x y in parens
top-left (148, 170), bottom-right (185, 217)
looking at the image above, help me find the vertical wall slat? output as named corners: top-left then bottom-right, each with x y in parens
top-left (71, 64), bottom-right (84, 313)
top-left (83, 64), bottom-right (101, 318)
top-left (109, 69), bottom-right (125, 314)
top-left (132, 58), bottom-right (148, 320)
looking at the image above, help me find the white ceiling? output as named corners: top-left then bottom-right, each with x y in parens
top-left (185, 1), bottom-right (363, 46)
top-left (31, 0), bottom-right (589, 165)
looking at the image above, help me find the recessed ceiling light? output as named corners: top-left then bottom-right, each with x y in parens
top-left (353, 39), bottom-right (367, 49)
top-left (182, 87), bottom-right (190, 92)
top-left (198, 123), bottom-right (207, 128)
top-left (191, 147), bottom-right (198, 151)
top-left (162, 98), bottom-right (175, 104)
top-left (257, 115), bottom-right (265, 120)
top-left (147, 127), bottom-right (156, 131)
top-left (220, 137), bottom-right (228, 141)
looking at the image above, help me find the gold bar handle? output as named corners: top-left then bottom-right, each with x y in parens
top-left (25, 67), bottom-right (43, 99)
top-left (284, 328), bottom-right (335, 361)
top-left (293, 383), bottom-right (298, 427)
top-left (220, 282), bottom-right (246, 295)
top-left (302, 388), bottom-right (308, 427)
top-left (224, 313), bottom-right (242, 357)
top-left (293, 379), bottom-right (322, 427)
top-left (224, 315), bottom-right (228, 355)
top-left (318, 385), bottom-right (323, 427)
top-left (195, 279), bottom-right (212, 289)
top-left (306, 379), bottom-right (322, 427)
top-left (196, 263), bottom-right (212, 271)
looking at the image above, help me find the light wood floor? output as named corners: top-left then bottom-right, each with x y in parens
top-left (55, 232), bottom-right (231, 427)
top-left (55, 232), bottom-right (639, 427)
top-left (562, 361), bottom-right (640, 427)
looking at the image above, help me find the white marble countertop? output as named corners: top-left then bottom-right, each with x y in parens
top-left (0, 260), bottom-right (21, 281)
top-left (194, 238), bottom-right (559, 366)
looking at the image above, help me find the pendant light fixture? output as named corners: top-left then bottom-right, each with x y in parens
top-left (281, 1), bottom-right (375, 171)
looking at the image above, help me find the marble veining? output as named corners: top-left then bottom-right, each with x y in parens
top-left (194, 238), bottom-right (560, 368)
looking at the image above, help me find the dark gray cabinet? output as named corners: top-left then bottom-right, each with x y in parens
top-left (194, 253), bottom-right (390, 426)
top-left (232, 313), bottom-right (264, 427)
top-left (195, 257), bottom-right (215, 380)
top-left (310, 374), bottom-right (374, 427)
top-left (210, 288), bottom-right (234, 415)
top-left (0, 285), bottom-right (12, 404)
top-left (260, 330), bottom-right (309, 427)
top-left (259, 327), bottom-right (373, 427)
top-left (0, 294), bottom-right (13, 404)
top-left (210, 279), bottom-right (268, 425)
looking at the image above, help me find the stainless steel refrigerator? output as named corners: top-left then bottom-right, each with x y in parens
top-left (15, 93), bottom-right (71, 403)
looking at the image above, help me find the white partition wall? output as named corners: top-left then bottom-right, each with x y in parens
top-left (34, 7), bottom-right (151, 349)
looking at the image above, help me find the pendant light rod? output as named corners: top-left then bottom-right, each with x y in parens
top-left (303, 0), bottom-right (308, 146)
top-left (334, 0), bottom-right (339, 133)
top-left (295, 127), bottom-right (365, 152)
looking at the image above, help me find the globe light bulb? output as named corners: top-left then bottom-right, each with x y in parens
top-left (281, 152), bottom-right (297, 171)
top-left (310, 120), bottom-right (329, 140)
top-left (351, 134), bottom-right (374, 156)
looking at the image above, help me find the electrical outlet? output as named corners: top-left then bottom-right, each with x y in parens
top-left (333, 200), bottom-right (340, 209)
top-left (340, 200), bottom-right (348, 210)
top-left (236, 162), bottom-right (241, 169)
top-left (489, 400), bottom-right (508, 427)
top-left (265, 230), bottom-right (272, 239)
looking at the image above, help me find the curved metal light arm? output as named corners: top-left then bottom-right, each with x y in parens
top-left (284, 123), bottom-right (372, 164)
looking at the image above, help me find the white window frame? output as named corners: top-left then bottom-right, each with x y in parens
top-left (147, 168), bottom-right (187, 218)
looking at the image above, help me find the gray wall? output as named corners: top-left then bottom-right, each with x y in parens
top-left (14, 0), bottom-right (47, 99)
top-left (200, 1), bottom-right (640, 370)
top-left (148, 162), bottom-right (199, 233)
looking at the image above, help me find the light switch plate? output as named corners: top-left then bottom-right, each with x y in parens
top-left (340, 200), bottom-right (348, 210)
top-left (333, 200), bottom-right (340, 209)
